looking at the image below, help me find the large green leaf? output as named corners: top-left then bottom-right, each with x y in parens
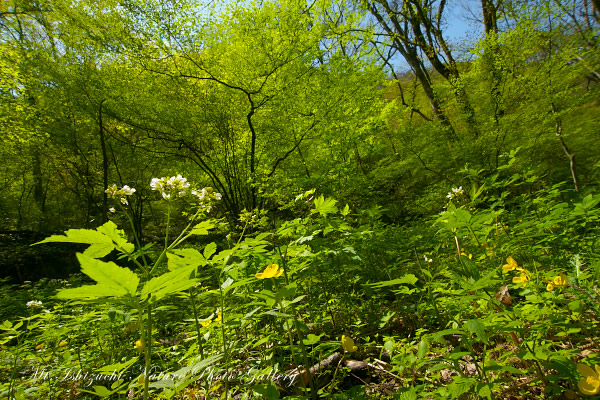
top-left (141, 264), bottom-right (198, 303)
top-left (34, 221), bottom-right (134, 258)
top-left (56, 285), bottom-right (123, 300)
top-left (35, 229), bottom-right (114, 258)
top-left (56, 254), bottom-right (139, 300)
top-left (97, 221), bottom-right (135, 254)
top-left (190, 220), bottom-right (215, 235)
top-left (311, 195), bottom-right (338, 217)
top-left (167, 248), bottom-right (207, 271)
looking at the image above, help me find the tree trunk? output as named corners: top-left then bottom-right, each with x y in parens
top-left (480, 1), bottom-right (505, 166)
top-left (98, 100), bottom-right (109, 223)
top-left (367, 0), bottom-right (457, 141)
top-left (405, 0), bottom-right (480, 136)
top-left (32, 147), bottom-right (45, 213)
top-left (481, 0), bottom-right (499, 34)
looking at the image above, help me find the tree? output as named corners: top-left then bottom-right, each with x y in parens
top-left (364, 0), bottom-right (481, 138)
top-left (103, 0), bottom-right (383, 222)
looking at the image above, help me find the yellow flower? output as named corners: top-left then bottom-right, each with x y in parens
top-left (460, 252), bottom-right (473, 259)
top-left (553, 273), bottom-right (568, 287)
top-left (255, 264), bottom-right (283, 279)
top-left (547, 273), bottom-right (569, 291)
top-left (58, 340), bottom-right (68, 347)
top-left (341, 335), bottom-right (357, 353)
top-left (135, 340), bottom-right (144, 352)
top-left (35, 343), bottom-right (44, 350)
top-left (502, 256), bottom-right (519, 272)
top-left (200, 320), bottom-right (212, 328)
top-left (578, 363), bottom-right (600, 395)
top-left (215, 311), bottom-right (223, 323)
top-left (512, 271), bottom-right (530, 287)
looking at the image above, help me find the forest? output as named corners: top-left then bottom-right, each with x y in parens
top-left (1, 0), bottom-right (599, 398)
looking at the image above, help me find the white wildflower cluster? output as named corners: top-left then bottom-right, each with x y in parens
top-left (26, 300), bottom-right (43, 308)
top-left (190, 186), bottom-right (222, 213)
top-left (191, 187), bottom-right (222, 202)
top-left (150, 175), bottom-right (190, 200)
top-left (446, 186), bottom-right (464, 200)
top-left (424, 255), bottom-right (433, 263)
top-left (105, 184), bottom-right (136, 205)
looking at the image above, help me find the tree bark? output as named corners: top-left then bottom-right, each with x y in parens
top-left (367, 0), bottom-right (457, 141)
top-left (481, 0), bottom-right (499, 34)
top-left (98, 100), bottom-right (109, 223)
top-left (480, 1), bottom-right (505, 167)
top-left (32, 147), bottom-right (45, 213)
top-left (404, 0), bottom-right (479, 136)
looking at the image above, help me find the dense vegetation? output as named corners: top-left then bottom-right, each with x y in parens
top-left (1, 0), bottom-right (599, 398)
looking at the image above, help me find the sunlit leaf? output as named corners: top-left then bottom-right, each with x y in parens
top-left (311, 195), bottom-right (338, 217)
top-left (56, 254), bottom-right (139, 300)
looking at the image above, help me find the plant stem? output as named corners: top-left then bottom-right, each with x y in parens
top-left (143, 303), bottom-right (152, 400)
top-left (276, 248), bottom-right (316, 398)
top-left (218, 280), bottom-right (229, 400)
top-left (123, 206), bottom-right (149, 272)
top-left (189, 288), bottom-right (204, 357)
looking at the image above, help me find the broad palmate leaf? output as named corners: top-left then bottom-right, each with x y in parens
top-left (140, 264), bottom-right (198, 303)
top-left (56, 253), bottom-right (139, 300)
top-left (34, 221), bottom-right (134, 258)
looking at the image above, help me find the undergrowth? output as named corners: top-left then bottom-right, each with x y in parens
top-left (1, 152), bottom-right (599, 400)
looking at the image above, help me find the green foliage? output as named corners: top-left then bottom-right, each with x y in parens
top-left (34, 222), bottom-right (135, 258)
top-left (56, 254), bottom-right (139, 300)
top-left (1, 162), bottom-right (600, 398)
top-left (1, 0), bottom-right (600, 398)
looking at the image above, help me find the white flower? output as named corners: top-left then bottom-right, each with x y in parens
top-left (446, 186), bottom-right (464, 200)
top-left (191, 188), bottom-right (208, 200)
top-left (150, 175), bottom-right (189, 200)
top-left (109, 207), bottom-right (116, 213)
top-left (150, 178), bottom-right (161, 191)
top-left (215, 192), bottom-right (222, 200)
top-left (121, 185), bottom-right (136, 196)
top-left (106, 184), bottom-right (136, 203)
top-left (167, 175), bottom-right (190, 196)
top-left (26, 300), bottom-right (43, 308)
top-left (424, 255), bottom-right (433, 263)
